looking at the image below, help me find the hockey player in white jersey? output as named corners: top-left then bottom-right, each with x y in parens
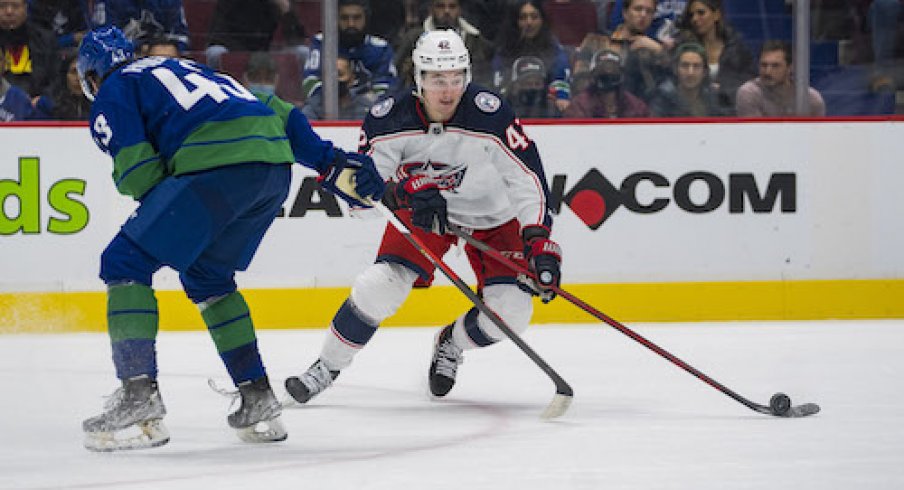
top-left (285, 29), bottom-right (562, 403)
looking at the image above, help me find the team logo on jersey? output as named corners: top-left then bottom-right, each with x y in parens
top-left (398, 160), bottom-right (467, 191)
top-left (370, 97), bottom-right (394, 118)
top-left (474, 92), bottom-right (501, 113)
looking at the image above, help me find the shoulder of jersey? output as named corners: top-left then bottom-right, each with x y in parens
top-left (365, 34), bottom-right (389, 47)
top-left (454, 85), bottom-right (513, 135)
top-left (365, 90), bottom-right (420, 134)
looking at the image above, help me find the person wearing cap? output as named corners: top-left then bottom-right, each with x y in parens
top-left (564, 49), bottom-right (650, 118)
top-left (673, 0), bottom-right (754, 112)
top-left (302, 54), bottom-right (379, 120)
top-left (492, 0), bottom-right (572, 113)
top-left (649, 42), bottom-right (729, 117)
top-left (505, 55), bottom-right (559, 118)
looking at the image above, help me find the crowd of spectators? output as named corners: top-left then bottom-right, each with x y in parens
top-left (1, 0), bottom-right (901, 122)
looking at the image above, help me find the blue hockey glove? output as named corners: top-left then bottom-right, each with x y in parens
top-left (393, 176), bottom-right (448, 235)
top-left (318, 151), bottom-right (386, 207)
top-left (520, 225), bottom-right (562, 303)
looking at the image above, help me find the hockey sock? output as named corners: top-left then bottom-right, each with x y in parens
top-left (454, 307), bottom-right (499, 349)
top-left (107, 283), bottom-right (160, 380)
top-left (200, 292), bottom-right (264, 384)
top-left (320, 298), bottom-right (378, 371)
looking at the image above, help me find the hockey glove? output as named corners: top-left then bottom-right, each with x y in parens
top-left (318, 150), bottom-right (386, 207)
top-left (392, 176), bottom-right (448, 235)
top-left (520, 225), bottom-right (562, 303)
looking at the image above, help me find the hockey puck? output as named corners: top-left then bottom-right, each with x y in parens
top-left (769, 393), bottom-right (792, 416)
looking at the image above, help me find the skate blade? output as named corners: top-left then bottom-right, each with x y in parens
top-left (84, 419), bottom-right (170, 452)
top-left (235, 416), bottom-right (288, 443)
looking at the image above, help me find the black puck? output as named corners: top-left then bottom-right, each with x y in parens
top-left (770, 393), bottom-right (792, 415)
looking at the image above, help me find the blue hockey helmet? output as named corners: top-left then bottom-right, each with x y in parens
top-left (77, 26), bottom-right (135, 101)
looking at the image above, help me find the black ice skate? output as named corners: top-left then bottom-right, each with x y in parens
top-left (429, 324), bottom-right (464, 397)
top-left (285, 359), bottom-right (340, 404)
top-left (228, 376), bottom-right (287, 443)
top-left (83, 374), bottom-right (169, 452)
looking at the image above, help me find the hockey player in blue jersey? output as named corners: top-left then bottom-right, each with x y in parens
top-left (285, 30), bottom-right (563, 405)
top-left (76, 26), bottom-right (384, 451)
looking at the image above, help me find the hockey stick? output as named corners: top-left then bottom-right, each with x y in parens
top-left (449, 225), bottom-right (820, 418)
top-left (372, 202), bottom-right (573, 419)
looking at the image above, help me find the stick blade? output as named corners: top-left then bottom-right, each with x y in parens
top-left (540, 393), bottom-right (573, 420)
top-left (786, 402), bottom-right (821, 418)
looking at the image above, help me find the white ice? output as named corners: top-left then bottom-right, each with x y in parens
top-left (1, 320), bottom-right (902, 490)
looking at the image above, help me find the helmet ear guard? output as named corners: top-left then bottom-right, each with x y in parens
top-left (411, 29), bottom-right (471, 97)
top-left (77, 26), bottom-right (135, 101)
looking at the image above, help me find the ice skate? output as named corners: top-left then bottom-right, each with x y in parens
top-left (227, 376), bottom-right (287, 443)
top-left (428, 324), bottom-right (464, 397)
top-left (285, 359), bottom-right (340, 405)
top-left (83, 375), bottom-right (170, 452)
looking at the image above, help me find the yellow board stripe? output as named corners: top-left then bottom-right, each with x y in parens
top-left (1, 279), bottom-right (903, 334)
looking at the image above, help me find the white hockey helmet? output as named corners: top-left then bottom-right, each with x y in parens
top-left (412, 29), bottom-right (471, 96)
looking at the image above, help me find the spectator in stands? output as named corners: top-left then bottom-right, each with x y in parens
top-left (492, 0), bottom-right (571, 113)
top-left (140, 35), bottom-right (180, 57)
top-left (564, 49), bottom-right (650, 117)
top-left (0, 0), bottom-right (59, 97)
top-left (368, 0), bottom-right (406, 47)
top-left (608, 0), bottom-right (685, 44)
top-left (460, 0), bottom-right (506, 42)
top-left (205, 0), bottom-right (307, 69)
top-left (31, 50), bottom-right (90, 120)
top-left (395, 0), bottom-right (494, 87)
top-left (303, 0), bottom-right (397, 99)
top-left (649, 42), bottom-right (728, 117)
top-left (88, 0), bottom-right (190, 54)
top-left (736, 40), bottom-right (826, 117)
top-left (28, 0), bottom-right (88, 49)
top-left (866, 0), bottom-right (902, 90)
top-left (0, 42), bottom-right (33, 120)
top-left (504, 55), bottom-right (560, 118)
top-left (608, 0), bottom-right (671, 101)
top-left (674, 0), bottom-right (755, 113)
top-left (302, 55), bottom-right (377, 120)
top-left (243, 51), bottom-right (279, 96)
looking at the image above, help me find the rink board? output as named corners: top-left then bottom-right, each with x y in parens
top-left (1, 120), bottom-right (902, 332)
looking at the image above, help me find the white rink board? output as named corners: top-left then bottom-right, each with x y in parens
top-left (1, 121), bottom-right (902, 293)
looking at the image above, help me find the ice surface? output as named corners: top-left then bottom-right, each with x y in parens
top-left (1, 320), bottom-right (902, 489)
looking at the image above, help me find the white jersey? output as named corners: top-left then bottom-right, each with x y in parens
top-left (359, 85), bottom-right (553, 231)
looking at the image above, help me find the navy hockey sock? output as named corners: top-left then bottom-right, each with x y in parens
top-left (107, 283), bottom-right (160, 379)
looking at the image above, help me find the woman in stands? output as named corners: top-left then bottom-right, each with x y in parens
top-left (31, 51), bottom-right (91, 120)
top-left (491, 0), bottom-right (572, 114)
top-left (674, 0), bottom-right (754, 113)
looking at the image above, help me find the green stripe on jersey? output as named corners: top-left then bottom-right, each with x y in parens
top-left (113, 142), bottom-right (167, 199)
top-left (171, 115), bottom-right (293, 175)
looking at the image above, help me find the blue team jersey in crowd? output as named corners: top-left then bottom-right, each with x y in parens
top-left (303, 33), bottom-right (398, 98)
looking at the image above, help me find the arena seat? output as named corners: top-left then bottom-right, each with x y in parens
top-left (183, 0), bottom-right (217, 50)
top-left (545, 0), bottom-right (599, 47)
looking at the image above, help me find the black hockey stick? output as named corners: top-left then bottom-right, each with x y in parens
top-left (373, 202), bottom-right (573, 419)
top-left (449, 225), bottom-right (820, 418)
